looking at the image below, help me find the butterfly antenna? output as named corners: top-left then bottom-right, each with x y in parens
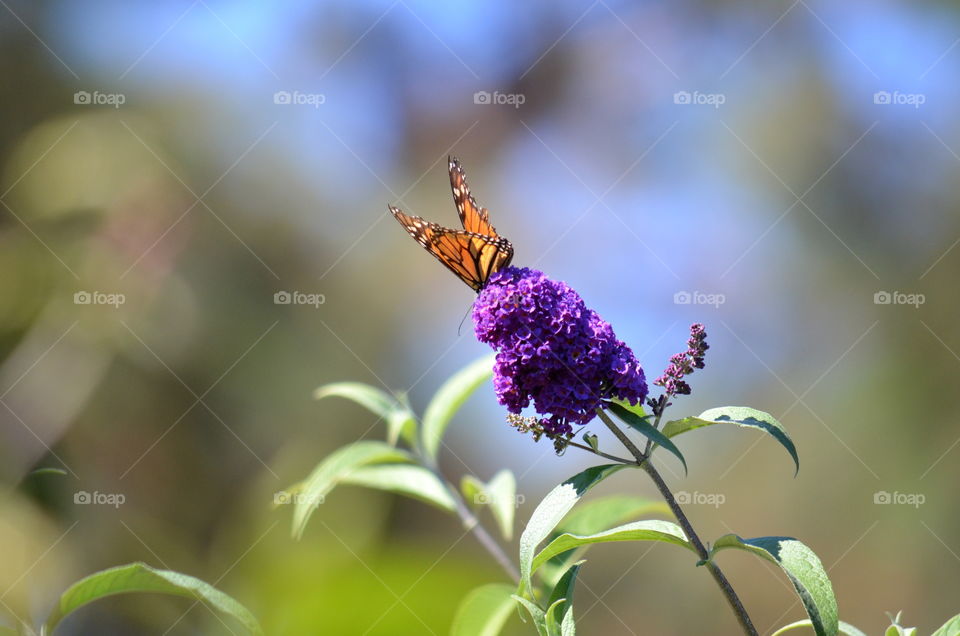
top-left (457, 303), bottom-right (472, 336)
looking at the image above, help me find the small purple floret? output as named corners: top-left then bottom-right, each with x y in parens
top-left (472, 267), bottom-right (647, 438)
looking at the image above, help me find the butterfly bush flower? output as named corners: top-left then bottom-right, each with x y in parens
top-left (473, 267), bottom-right (647, 440)
top-left (654, 323), bottom-right (709, 397)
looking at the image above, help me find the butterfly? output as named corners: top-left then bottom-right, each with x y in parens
top-left (389, 157), bottom-right (514, 292)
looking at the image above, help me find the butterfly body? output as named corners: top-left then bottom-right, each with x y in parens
top-left (390, 157), bottom-right (513, 291)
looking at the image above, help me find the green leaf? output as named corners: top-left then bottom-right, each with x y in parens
top-left (314, 382), bottom-right (415, 446)
top-left (511, 595), bottom-right (548, 636)
top-left (461, 471), bottom-right (518, 541)
top-left (422, 355), bottom-right (495, 461)
top-left (539, 496), bottom-right (671, 587)
top-left (291, 441), bottom-right (413, 538)
top-left (662, 406), bottom-right (799, 476)
top-left (314, 382), bottom-right (398, 418)
top-left (29, 467), bottom-right (68, 477)
top-left (485, 470), bottom-right (518, 541)
top-left (772, 620), bottom-right (867, 636)
top-left (450, 583), bottom-right (516, 636)
top-left (545, 562), bottom-right (582, 636)
top-left (532, 520), bottom-right (692, 575)
top-left (44, 562), bottom-right (263, 635)
top-left (518, 464), bottom-right (627, 597)
top-left (605, 402), bottom-right (687, 475)
top-left (338, 464), bottom-right (456, 512)
top-left (582, 433), bottom-right (599, 452)
top-left (711, 535), bottom-right (837, 636)
top-left (608, 398), bottom-right (647, 419)
top-left (931, 613), bottom-right (960, 636)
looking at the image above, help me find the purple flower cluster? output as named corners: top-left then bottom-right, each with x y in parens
top-left (654, 323), bottom-right (709, 396)
top-left (473, 267), bottom-right (647, 438)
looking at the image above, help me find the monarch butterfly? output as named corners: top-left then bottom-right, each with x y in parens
top-left (389, 157), bottom-right (514, 292)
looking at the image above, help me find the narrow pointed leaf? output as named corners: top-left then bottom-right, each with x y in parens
top-left (339, 464), bottom-right (456, 512)
top-left (606, 402), bottom-right (687, 475)
top-left (422, 355), bottom-right (495, 461)
top-left (518, 464), bottom-right (626, 596)
top-left (545, 561), bottom-right (582, 636)
top-left (772, 620), bottom-right (867, 636)
top-left (711, 535), bottom-right (837, 636)
top-left (539, 496), bottom-right (671, 587)
top-left (662, 406), bottom-right (799, 475)
top-left (291, 441), bottom-right (413, 538)
top-left (314, 382), bottom-right (398, 418)
top-left (485, 470), bottom-right (518, 541)
top-left (450, 583), bottom-right (516, 636)
top-left (511, 596), bottom-right (548, 636)
top-left (533, 520), bottom-right (692, 575)
top-left (931, 613), bottom-right (960, 636)
top-left (44, 562), bottom-right (263, 635)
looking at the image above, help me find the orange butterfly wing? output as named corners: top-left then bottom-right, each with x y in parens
top-left (389, 205), bottom-right (513, 291)
top-left (449, 157), bottom-right (498, 236)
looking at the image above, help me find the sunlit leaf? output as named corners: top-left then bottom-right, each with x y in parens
top-left (450, 583), bottom-right (516, 636)
top-left (422, 355), bottom-right (495, 461)
top-left (339, 464), bottom-right (455, 512)
top-left (518, 464), bottom-right (626, 596)
top-left (544, 561), bottom-right (583, 636)
top-left (606, 402), bottom-right (687, 475)
top-left (532, 520), bottom-right (691, 575)
top-left (711, 535), bottom-right (836, 636)
top-left (291, 441), bottom-right (413, 538)
top-left (772, 619), bottom-right (866, 636)
top-left (662, 406), bottom-right (799, 475)
top-left (931, 612), bottom-right (960, 636)
top-left (511, 595), bottom-right (548, 636)
top-left (28, 467), bottom-right (68, 477)
top-left (539, 496), bottom-right (671, 587)
top-left (44, 562), bottom-right (263, 635)
top-left (314, 382), bottom-right (398, 418)
top-left (460, 471), bottom-right (518, 541)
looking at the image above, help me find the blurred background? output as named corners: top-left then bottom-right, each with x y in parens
top-left (1, 0), bottom-right (958, 633)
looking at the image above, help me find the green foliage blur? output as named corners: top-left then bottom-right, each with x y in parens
top-left (2, 1), bottom-right (960, 634)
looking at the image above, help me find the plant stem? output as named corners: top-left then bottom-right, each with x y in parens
top-left (563, 439), bottom-right (634, 464)
top-left (423, 458), bottom-right (521, 584)
top-left (595, 409), bottom-right (758, 636)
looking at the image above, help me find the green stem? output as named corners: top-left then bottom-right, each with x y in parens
top-left (595, 409), bottom-right (758, 636)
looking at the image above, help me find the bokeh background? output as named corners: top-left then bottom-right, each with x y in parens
top-left (1, 0), bottom-right (958, 634)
